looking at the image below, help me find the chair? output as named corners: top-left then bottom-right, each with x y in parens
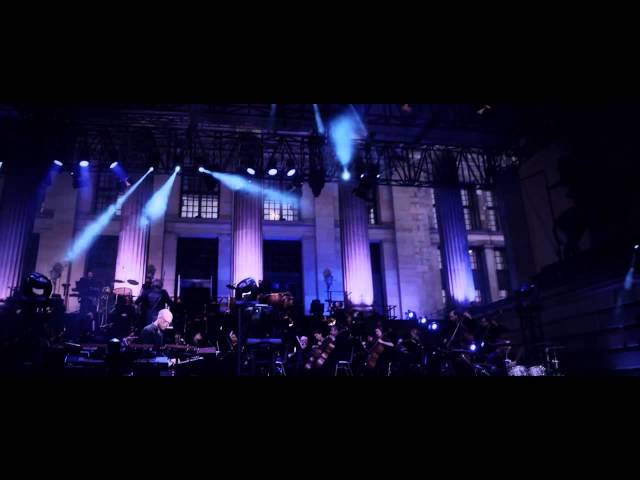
top-left (335, 348), bottom-right (354, 376)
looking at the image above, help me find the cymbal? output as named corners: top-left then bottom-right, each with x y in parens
top-left (545, 345), bottom-right (566, 351)
top-left (114, 279), bottom-right (125, 284)
top-left (127, 279), bottom-right (139, 286)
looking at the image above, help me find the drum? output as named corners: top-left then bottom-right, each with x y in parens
top-left (528, 365), bottom-right (546, 376)
top-left (506, 361), bottom-right (528, 376)
top-left (113, 287), bottom-right (133, 305)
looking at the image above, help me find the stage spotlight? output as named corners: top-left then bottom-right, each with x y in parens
top-left (286, 159), bottom-right (296, 177)
top-left (406, 310), bottom-right (416, 320)
top-left (469, 343), bottom-right (477, 352)
top-left (148, 167), bottom-right (154, 172)
top-left (419, 316), bottom-right (427, 325)
top-left (198, 166), bottom-right (205, 173)
top-left (110, 161), bottom-right (119, 169)
top-left (635, 245), bottom-right (639, 250)
top-left (246, 167), bottom-right (256, 176)
top-left (266, 158), bottom-right (278, 176)
top-left (341, 169), bottom-right (351, 181)
top-left (428, 321), bottom-right (439, 331)
top-left (0, 161), bottom-right (3, 170)
top-left (175, 166), bottom-right (181, 173)
top-left (79, 160), bottom-right (89, 168)
top-left (476, 104), bottom-right (492, 116)
top-left (53, 160), bottom-right (63, 167)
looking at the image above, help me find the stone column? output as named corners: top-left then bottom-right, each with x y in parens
top-left (0, 174), bottom-right (43, 299)
top-left (339, 182), bottom-right (374, 307)
top-left (232, 189), bottom-right (263, 284)
top-left (434, 186), bottom-right (476, 305)
top-left (114, 175), bottom-right (153, 297)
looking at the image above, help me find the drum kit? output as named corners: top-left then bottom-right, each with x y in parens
top-left (440, 340), bottom-right (564, 376)
top-left (97, 279), bottom-right (139, 331)
top-left (504, 343), bottom-right (565, 376)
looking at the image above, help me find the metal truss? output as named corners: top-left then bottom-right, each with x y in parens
top-left (73, 125), bottom-right (518, 188)
top-left (0, 105), bottom-right (520, 187)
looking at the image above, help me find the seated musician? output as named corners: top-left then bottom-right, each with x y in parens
top-left (312, 329), bottom-right (325, 348)
top-left (287, 335), bottom-right (310, 375)
top-left (140, 309), bottom-right (173, 350)
top-left (398, 328), bottom-right (425, 366)
top-left (366, 327), bottom-right (395, 375)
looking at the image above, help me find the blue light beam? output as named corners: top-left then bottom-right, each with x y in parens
top-left (139, 168), bottom-right (180, 227)
top-left (65, 169), bottom-right (153, 261)
top-left (329, 113), bottom-right (358, 168)
top-left (200, 169), bottom-right (299, 205)
top-left (313, 104), bottom-right (325, 135)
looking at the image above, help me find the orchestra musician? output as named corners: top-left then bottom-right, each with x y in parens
top-left (439, 310), bottom-right (476, 376)
top-left (287, 335), bottom-right (310, 375)
top-left (365, 327), bottom-right (395, 376)
top-left (474, 314), bottom-right (509, 372)
top-left (397, 327), bottom-right (426, 374)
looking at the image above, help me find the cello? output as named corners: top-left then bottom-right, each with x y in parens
top-left (366, 329), bottom-right (394, 369)
top-left (304, 331), bottom-right (337, 370)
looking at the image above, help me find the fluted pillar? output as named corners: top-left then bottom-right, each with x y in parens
top-left (114, 176), bottom-right (153, 297)
top-left (232, 189), bottom-right (263, 284)
top-left (339, 183), bottom-right (374, 307)
top-left (434, 186), bottom-right (476, 305)
top-left (0, 175), bottom-right (42, 299)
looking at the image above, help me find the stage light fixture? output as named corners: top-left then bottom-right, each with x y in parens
top-left (79, 160), bottom-right (89, 168)
top-left (110, 161), bottom-right (119, 169)
top-left (419, 316), bottom-right (427, 325)
top-left (246, 167), bottom-right (256, 176)
top-left (53, 160), bottom-right (63, 167)
top-left (469, 343), bottom-right (477, 352)
top-left (286, 159), bottom-right (296, 177)
top-left (175, 166), bottom-right (181, 173)
top-left (407, 310), bottom-right (416, 320)
top-left (428, 322), bottom-right (439, 331)
top-left (341, 169), bottom-right (351, 181)
top-left (0, 161), bottom-right (3, 170)
top-left (148, 167), bottom-right (154, 172)
top-left (198, 166), bottom-right (205, 173)
top-left (266, 158), bottom-right (278, 176)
